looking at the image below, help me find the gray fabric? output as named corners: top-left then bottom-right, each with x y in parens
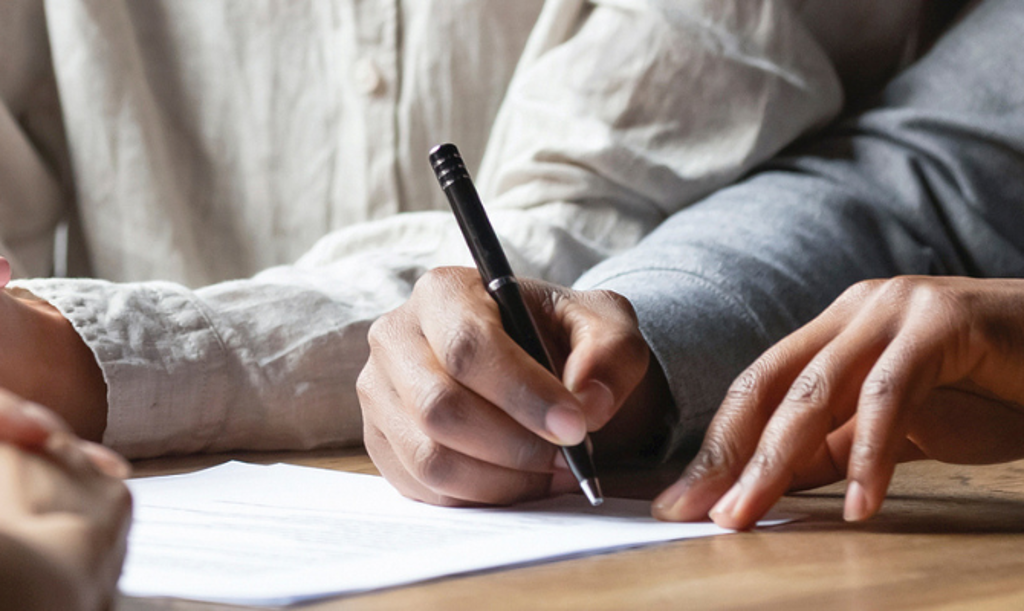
top-left (575, 0), bottom-right (1024, 458)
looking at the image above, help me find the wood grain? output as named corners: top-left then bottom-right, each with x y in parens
top-left (119, 453), bottom-right (1024, 611)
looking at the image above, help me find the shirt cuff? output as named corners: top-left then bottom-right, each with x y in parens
top-left (576, 269), bottom-right (774, 461)
top-left (12, 278), bottom-right (232, 458)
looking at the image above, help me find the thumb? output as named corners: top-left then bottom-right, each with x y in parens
top-left (557, 289), bottom-right (650, 430)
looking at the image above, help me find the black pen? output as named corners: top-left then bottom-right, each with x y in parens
top-left (429, 143), bottom-right (603, 506)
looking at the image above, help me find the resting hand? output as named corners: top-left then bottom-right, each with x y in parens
top-left (358, 267), bottom-right (658, 506)
top-left (0, 394), bottom-right (132, 611)
top-left (654, 276), bottom-right (1024, 529)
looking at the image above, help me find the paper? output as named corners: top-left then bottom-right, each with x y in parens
top-left (119, 462), bottom-right (792, 606)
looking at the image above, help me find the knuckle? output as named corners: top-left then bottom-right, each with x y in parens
top-left (836, 278), bottom-right (886, 305)
top-left (860, 368), bottom-right (899, 405)
top-left (441, 323), bottom-right (486, 379)
top-left (745, 450), bottom-right (780, 481)
top-left (411, 441), bottom-right (458, 490)
top-left (688, 435), bottom-right (742, 481)
top-left (597, 289), bottom-right (640, 322)
top-left (415, 381), bottom-right (467, 437)
top-left (785, 371), bottom-right (829, 407)
top-left (879, 276), bottom-right (918, 300)
top-left (354, 367), bottom-right (375, 405)
top-left (415, 268), bottom-right (449, 294)
top-left (722, 367), bottom-right (767, 409)
top-left (907, 280), bottom-right (958, 316)
top-left (415, 267), bottom-right (477, 300)
top-left (366, 313), bottom-right (397, 353)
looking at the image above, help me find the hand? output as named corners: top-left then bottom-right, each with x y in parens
top-left (357, 267), bottom-right (665, 506)
top-left (654, 276), bottom-right (1024, 529)
top-left (0, 256), bottom-right (108, 441)
top-left (0, 388), bottom-right (130, 478)
top-left (0, 394), bottom-right (132, 611)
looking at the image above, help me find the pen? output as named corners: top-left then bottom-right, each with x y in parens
top-left (429, 143), bottom-right (604, 506)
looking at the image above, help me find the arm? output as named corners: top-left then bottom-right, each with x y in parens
top-left (11, 0), bottom-right (844, 457)
top-left (580, 0), bottom-right (1024, 525)
top-left (359, 0), bottom-right (1024, 511)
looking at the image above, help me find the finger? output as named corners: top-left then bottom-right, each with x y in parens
top-left (788, 417), bottom-right (925, 491)
top-left (360, 373), bottom-right (553, 506)
top-left (360, 367), bottom-right (468, 506)
top-left (705, 310), bottom-right (895, 529)
top-left (376, 412), bottom-right (553, 505)
top-left (0, 257), bottom-right (10, 287)
top-left (364, 310), bottom-right (556, 473)
top-left (545, 287), bottom-right (650, 430)
top-left (79, 442), bottom-right (132, 480)
top-left (0, 391), bottom-right (71, 448)
top-left (42, 431), bottom-right (104, 480)
top-left (414, 268), bottom-right (587, 446)
top-left (652, 305), bottom-right (853, 522)
top-left (363, 420), bottom-right (460, 506)
top-left (844, 326), bottom-right (944, 522)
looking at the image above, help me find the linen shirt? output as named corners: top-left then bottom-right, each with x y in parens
top-left (0, 0), bottom-right (923, 457)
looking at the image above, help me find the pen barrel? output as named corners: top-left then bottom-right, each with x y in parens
top-left (489, 279), bottom-right (557, 374)
top-left (429, 144), bottom-right (513, 281)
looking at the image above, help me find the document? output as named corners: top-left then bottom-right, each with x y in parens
top-left (119, 462), bottom-right (792, 606)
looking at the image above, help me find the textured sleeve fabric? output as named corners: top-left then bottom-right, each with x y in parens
top-left (12, 0), bottom-right (845, 458)
top-left (575, 0), bottom-right (1024, 458)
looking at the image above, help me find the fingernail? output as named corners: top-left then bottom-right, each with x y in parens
top-left (844, 480), bottom-right (869, 522)
top-left (709, 484), bottom-right (743, 522)
top-left (652, 481), bottom-right (688, 517)
top-left (572, 380), bottom-right (615, 427)
top-left (81, 442), bottom-right (132, 479)
top-left (545, 405), bottom-right (586, 445)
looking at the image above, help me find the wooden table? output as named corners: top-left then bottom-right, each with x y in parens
top-left (117, 449), bottom-right (1024, 611)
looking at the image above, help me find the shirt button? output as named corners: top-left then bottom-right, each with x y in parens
top-left (354, 59), bottom-right (384, 95)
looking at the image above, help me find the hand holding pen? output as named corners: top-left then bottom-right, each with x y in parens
top-left (357, 145), bottom-right (658, 507)
top-left (429, 143), bottom-right (603, 505)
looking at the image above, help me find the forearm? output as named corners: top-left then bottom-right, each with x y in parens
top-left (578, 183), bottom-right (918, 458)
top-left (0, 290), bottom-right (106, 442)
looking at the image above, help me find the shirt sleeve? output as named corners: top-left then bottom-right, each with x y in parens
top-left (574, 0), bottom-right (1024, 458)
top-left (13, 0), bottom-right (845, 458)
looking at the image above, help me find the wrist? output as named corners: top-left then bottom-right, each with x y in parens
top-left (5, 293), bottom-right (108, 441)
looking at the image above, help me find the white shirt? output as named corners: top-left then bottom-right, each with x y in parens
top-left (1, 0), bottom-right (924, 457)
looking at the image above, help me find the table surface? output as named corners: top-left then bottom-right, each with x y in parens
top-left (116, 448), bottom-right (1024, 611)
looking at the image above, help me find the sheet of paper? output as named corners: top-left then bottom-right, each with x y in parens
top-left (119, 462), bottom-right (792, 606)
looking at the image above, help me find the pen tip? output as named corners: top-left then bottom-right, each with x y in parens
top-left (580, 479), bottom-right (604, 507)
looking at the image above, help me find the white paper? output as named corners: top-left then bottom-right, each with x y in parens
top-left (119, 462), bottom-right (792, 606)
